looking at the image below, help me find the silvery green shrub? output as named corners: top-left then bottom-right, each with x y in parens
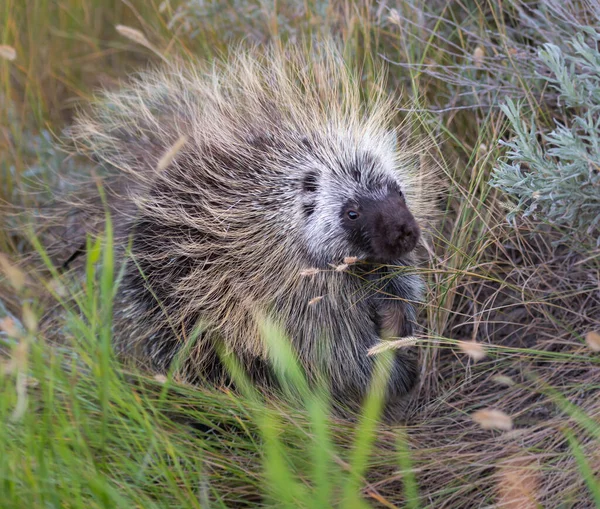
top-left (491, 31), bottom-right (600, 246)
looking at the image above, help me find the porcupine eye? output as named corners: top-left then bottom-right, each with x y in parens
top-left (347, 210), bottom-right (359, 220)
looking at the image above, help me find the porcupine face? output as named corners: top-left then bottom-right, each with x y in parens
top-left (299, 147), bottom-right (421, 266)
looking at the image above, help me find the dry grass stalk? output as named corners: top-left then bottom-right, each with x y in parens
top-left (307, 296), bottom-right (324, 306)
top-left (472, 409), bottom-right (513, 431)
top-left (343, 256), bottom-right (358, 265)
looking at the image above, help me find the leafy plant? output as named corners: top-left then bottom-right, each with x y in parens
top-left (491, 32), bottom-right (600, 246)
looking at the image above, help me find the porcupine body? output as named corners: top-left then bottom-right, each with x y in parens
top-left (59, 44), bottom-right (435, 417)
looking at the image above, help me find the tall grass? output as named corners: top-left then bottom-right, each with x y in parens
top-left (1, 0), bottom-right (599, 507)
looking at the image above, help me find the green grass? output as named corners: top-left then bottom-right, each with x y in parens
top-left (1, 0), bottom-right (599, 507)
top-left (0, 227), bottom-right (414, 507)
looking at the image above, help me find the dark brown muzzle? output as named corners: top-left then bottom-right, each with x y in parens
top-left (367, 191), bottom-right (420, 262)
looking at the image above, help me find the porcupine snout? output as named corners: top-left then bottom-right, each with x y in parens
top-left (368, 189), bottom-right (421, 262)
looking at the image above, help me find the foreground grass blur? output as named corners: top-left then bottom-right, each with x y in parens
top-left (1, 0), bottom-right (599, 507)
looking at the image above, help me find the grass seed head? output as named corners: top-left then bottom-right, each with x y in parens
top-left (496, 456), bottom-right (540, 509)
top-left (156, 135), bottom-right (188, 172)
top-left (387, 9), bottom-right (402, 27)
top-left (585, 331), bottom-right (600, 352)
top-left (116, 25), bottom-right (152, 48)
top-left (21, 304), bottom-right (38, 334)
top-left (299, 268), bottom-right (320, 277)
top-left (492, 375), bottom-right (516, 387)
top-left (0, 45), bottom-right (16, 61)
top-left (0, 254), bottom-right (26, 292)
top-left (458, 340), bottom-right (486, 361)
top-left (368, 337), bottom-right (419, 356)
top-left (472, 409), bottom-right (513, 431)
top-left (473, 46), bottom-right (485, 68)
top-left (48, 278), bottom-right (68, 298)
top-left (0, 317), bottom-right (20, 338)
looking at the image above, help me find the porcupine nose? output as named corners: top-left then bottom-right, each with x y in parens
top-left (369, 192), bottom-right (421, 261)
top-left (388, 209), bottom-right (420, 256)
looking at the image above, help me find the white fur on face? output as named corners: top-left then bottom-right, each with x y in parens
top-left (299, 130), bottom-right (408, 266)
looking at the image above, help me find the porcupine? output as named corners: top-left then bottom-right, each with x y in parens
top-left (52, 43), bottom-right (435, 418)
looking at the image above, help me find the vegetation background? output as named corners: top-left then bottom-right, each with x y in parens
top-left (0, 0), bottom-right (599, 507)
